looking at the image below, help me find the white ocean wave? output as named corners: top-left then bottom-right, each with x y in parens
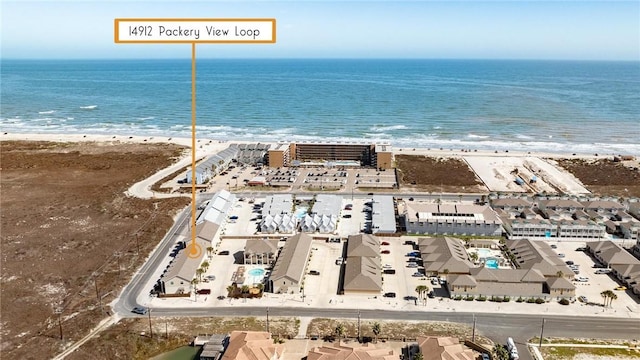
top-left (38, 110), bottom-right (56, 114)
top-left (467, 133), bottom-right (490, 139)
top-left (137, 117), bottom-right (155, 121)
top-left (80, 105), bottom-right (98, 110)
top-left (370, 125), bottom-right (408, 132)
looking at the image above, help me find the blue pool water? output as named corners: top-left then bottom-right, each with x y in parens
top-left (294, 207), bottom-right (308, 219)
top-left (248, 268), bottom-right (265, 277)
top-left (485, 259), bottom-right (499, 269)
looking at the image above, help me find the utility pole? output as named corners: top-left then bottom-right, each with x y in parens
top-left (94, 276), bottom-right (102, 312)
top-left (538, 318), bottom-right (546, 348)
top-left (472, 314), bottom-right (477, 342)
top-left (135, 233), bottom-right (140, 255)
top-left (55, 307), bottom-right (63, 340)
top-left (165, 321), bottom-right (168, 339)
top-left (148, 309), bottom-right (153, 339)
top-left (357, 310), bottom-right (361, 342)
top-left (266, 307), bottom-right (270, 333)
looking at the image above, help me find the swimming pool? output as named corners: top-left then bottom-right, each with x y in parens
top-left (248, 268), bottom-right (265, 277)
top-left (477, 248), bottom-right (492, 258)
top-left (485, 259), bottom-right (499, 269)
top-left (294, 207), bottom-right (308, 220)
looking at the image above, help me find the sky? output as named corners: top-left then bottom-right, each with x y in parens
top-left (1, 0), bottom-right (639, 60)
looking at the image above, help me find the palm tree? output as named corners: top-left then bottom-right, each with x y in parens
top-left (335, 323), bottom-right (346, 339)
top-left (226, 285), bottom-right (236, 297)
top-left (416, 285), bottom-right (429, 306)
top-left (196, 268), bottom-right (205, 282)
top-left (201, 261), bottom-right (209, 272)
top-left (556, 270), bottom-right (564, 278)
top-left (371, 322), bottom-right (381, 343)
top-left (608, 291), bottom-right (618, 307)
top-left (600, 290), bottom-right (609, 307)
top-left (191, 278), bottom-right (199, 292)
top-left (206, 246), bottom-right (214, 258)
top-left (493, 344), bottom-right (509, 360)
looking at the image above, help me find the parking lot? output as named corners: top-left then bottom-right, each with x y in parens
top-left (550, 240), bottom-right (640, 311)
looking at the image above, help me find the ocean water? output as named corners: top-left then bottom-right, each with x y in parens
top-left (1, 59), bottom-right (639, 154)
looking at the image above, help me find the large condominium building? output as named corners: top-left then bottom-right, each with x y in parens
top-left (404, 203), bottom-right (502, 236)
top-left (267, 141), bottom-right (393, 169)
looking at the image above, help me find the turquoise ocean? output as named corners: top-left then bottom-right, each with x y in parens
top-left (1, 59), bottom-right (639, 154)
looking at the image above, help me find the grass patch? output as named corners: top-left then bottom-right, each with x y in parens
top-left (542, 346), bottom-right (640, 360)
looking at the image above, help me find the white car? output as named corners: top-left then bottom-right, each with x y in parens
top-left (576, 276), bottom-right (589, 282)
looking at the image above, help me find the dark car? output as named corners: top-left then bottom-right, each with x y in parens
top-left (383, 269), bottom-right (396, 275)
top-left (309, 270), bottom-right (320, 275)
top-left (197, 289), bottom-right (211, 295)
top-left (427, 291), bottom-right (435, 298)
top-left (342, 214), bottom-right (352, 219)
top-left (131, 306), bottom-right (148, 315)
top-left (217, 295), bottom-right (226, 300)
top-left (383, 292), bottom-right (396, 298)
top-left (404, 295), bottom-right (418, 301)
top-left (218, 250), bottom-right (230, 255)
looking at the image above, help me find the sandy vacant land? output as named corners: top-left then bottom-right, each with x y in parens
top-left (395, 155), bottom-right (486, 193)
top-left (556, 159), bottom-right (640, 198)
top-left (464, 156), bottom-right (590, 195)
top-left (0, 141), bottom-right (189, 359)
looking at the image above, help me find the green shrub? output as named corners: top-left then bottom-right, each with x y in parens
top-left (503, 296), bottom-right (510, 302)
top-left (558, 298), bottom-right (570, 305)
top-left (535, 298), bottom-right (545, 304)
top-left (526, 298), bottom-right (536, 303)
top-left (516, 297), bottom-right (524, 303)
top-left (453, 295), bottom-right (463, 301)
top-left (477, 296), bottom-right (487, 302)
top-left (465, 295), bottom-right (475, 301)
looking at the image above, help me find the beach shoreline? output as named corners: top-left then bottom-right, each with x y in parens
top-left (0, 132), bottom-right (622, 160)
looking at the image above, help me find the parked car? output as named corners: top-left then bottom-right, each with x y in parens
top-left (427, 291), bottom-right (435, 298)
top-left (565, 260), bottom-right (574, 266)
top-left (439, 278), bottom-right (446, 285)
top-left (309, 270), bottom-right (320, 276)
top-left (614, 286), bottom-right (627, 291)
top-left (412, 272), bottom-right (423, 277)
top-left (404, 295), bottom-right (418, 301)
top-left (575, 247), bottom-right (587, 251)
top-left (595, 269), bottom-right (611, 274)
top-left (557, 253), bottom-right (565, 258)
top-left (218, 250), bottom-right (230, 255)
top-left (197, 289), bottom-right (211, 295)
top-left (381, 241), bottom-right (390, 246)
top-left (381, 250), bottom-right (390, 254)
top-left (217, 295), bottom-right (226, 300)
top-left (407, 263), bottom-right (418, 268)
top-left (578, 295), bottom-right (588, 303)
top-left (383, 292), bottom-right (396, 298)
top-left (431, 278), bottom-right (439, 285)
top-left (342, 214), bottom-right (352, 218)
top-left (481, 354), bottom-right (490, 360)
top-left (383, 264), bottom-right (393, 269)
top-left (229, 215), bottom-right (239, 220)
top-left (131, 306), bottom-right (148, 315)
top-left (383, 269), bottom-right (396, 275)
top-left (575, 276), bottom-right (589, 282)
top-left (550, 244), bottom-right (557, 249)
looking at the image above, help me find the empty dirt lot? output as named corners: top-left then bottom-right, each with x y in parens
top-left (395, 155), bottom-right (486, 193)
top-left (556, 158), bottom-right (640, 198)
top-left (0, 141), bottom-right (189, 359)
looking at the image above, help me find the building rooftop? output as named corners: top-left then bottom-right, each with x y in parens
top-left (221, 331), bottom-right (284, 360)
top-left (269, 233), bottom-right (313, 284)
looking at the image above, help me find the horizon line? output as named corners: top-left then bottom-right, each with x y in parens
top-left (2, 57), bottom-right (639, 62)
